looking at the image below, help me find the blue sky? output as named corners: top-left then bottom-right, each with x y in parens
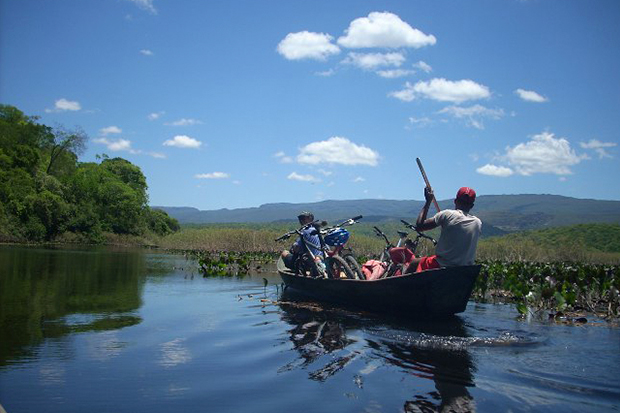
top-left (1, 0), bottom-right (619, 210)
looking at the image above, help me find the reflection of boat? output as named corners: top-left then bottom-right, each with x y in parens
top-left (277, 257), bottom-right (480, 317)
top-left (277, 291), bottom-right (476, 411)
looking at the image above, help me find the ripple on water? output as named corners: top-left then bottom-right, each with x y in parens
top-left (366, 328), bottom-right (542, 352)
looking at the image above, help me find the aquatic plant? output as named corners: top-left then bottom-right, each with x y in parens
top-left (185, 250), bottom-right (277, 277)
top-left (473, 260), bottom-right (620, 318)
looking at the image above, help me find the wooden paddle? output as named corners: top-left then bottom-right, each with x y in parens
top-left (416, 157), bottom-right (441, 213)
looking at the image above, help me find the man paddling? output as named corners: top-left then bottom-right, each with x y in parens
top-left (405, 187), bottom-right (482, 273)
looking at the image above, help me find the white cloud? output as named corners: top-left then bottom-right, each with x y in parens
top-left (297, 137), bottom-right (379, 166)
top-left (99, 126), bottom-right (122, 136)
top-left (476, 164), bottom-right (514, 177)
top-left (388, 86), bottom-right (416, 102)
top-left (287, 172), bottom-right (320, 183)
top-left (94, 137), bottom-right (164, 158)
top-left (408, 117), bottom-right (433, 127)
top-left (580, 139), bottom-right (616, 159)
top-left (274, 151), bottom-right (293, 163)
top-left (337, 12), bottom-right (436, 49)
top-left (579, 139), bottom-right (616, 149)
top-left (165, 118), bottom-right (203, 126)
top-left (505, 132), bottom-right (586, 175)
top-left (589, 150), bottom-right (614, 159)
top-left (315, 69), bottom-right (336, 77)
top-left (140, 49), bottom-right (153, 56)
top-left (376, 69), bottom-right (415, 78)
top-left (148, 111), bottom-right (165, 121)
top-left (318, 169), bottom-right (332, 176)
top-left (515, 88), bottom-right (548, 103)
top-left (277, 31), bottom-right (340, 61)
top-left (163, 135), bottom-right (202, 149)
top-left (93, 137), bottom-right (134, 152)
top-left (438, 104), bottom-right (504, 129)
top-left (390, 78), bottom-right (491, 103)
top-left (413, 60), bottom-right (432, 73)
top-left (45, 98), bottom-right (81, 113)
top-left (127, 0), bottom-right (156, 14)
top-left (342, 52), bottom-right (405, 70)
top-left (353, 176), bottom-right (365, 182)
top-left (148, 152), bottom-right (166, 159)
top-left (195, 172), bottom-right (229, 179)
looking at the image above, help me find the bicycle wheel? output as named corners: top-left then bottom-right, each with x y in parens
top-left (325, 256), bottom-right (356, 279)
top-left (343, 254), bottom-right (365, 280)
top-left (294, 254), bottom-right (322, 277)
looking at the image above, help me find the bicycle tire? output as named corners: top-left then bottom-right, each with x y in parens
top-left (294, 254), bottom-right (323, 278)
top-left (325, 256), bottom-right (356, 279)
top-left (343, 254), bottom-right (365, 280)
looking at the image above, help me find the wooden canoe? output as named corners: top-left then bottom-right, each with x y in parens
top-left (277, 257), bottom-right (480, 317)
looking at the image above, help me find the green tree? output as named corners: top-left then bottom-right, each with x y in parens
top-left (147, 208), bottom-right (180, 236)
top-left (1, 104), bottom-right (178, 242)
top-left (43, 126), bottom-right (86, 177)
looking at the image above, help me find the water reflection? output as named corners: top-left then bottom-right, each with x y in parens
top-left (278, 289), bottom-right (477, 412)
top-left (0, 246), bottom-right (145, 366)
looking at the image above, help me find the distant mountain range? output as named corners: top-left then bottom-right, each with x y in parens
top-left (155, 194), bottom-right (620, 235)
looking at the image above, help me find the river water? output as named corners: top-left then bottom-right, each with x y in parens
top-left (0, 246), bottom-right (619, 412)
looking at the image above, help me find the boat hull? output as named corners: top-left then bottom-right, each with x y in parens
top-left (277, 258), bottom-right (480, 317)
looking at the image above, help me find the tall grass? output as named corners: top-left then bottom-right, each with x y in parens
top-left (477, 237), bottom-right (620, 265)
top-left (160, 227), bottom-right (284, 252)
top-left (160, 225), bottom-right (620, 264)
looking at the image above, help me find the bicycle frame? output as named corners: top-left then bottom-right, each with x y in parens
top-left (276, 221), bottom-right (325, 278)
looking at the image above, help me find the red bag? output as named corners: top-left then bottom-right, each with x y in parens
top-left (362, 260), bottom-right (387, 280)
top-left (388, 247), bottom-right (415, 265)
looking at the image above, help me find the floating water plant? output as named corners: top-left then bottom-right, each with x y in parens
top-left (473, 260), bottom-right (619, 318)
top-left (185, 250), bottom-right (277, 277)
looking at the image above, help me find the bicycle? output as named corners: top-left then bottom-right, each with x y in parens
top-left (321, 215), bottom-right (365, 280)
top-left (372, 226), bottom-right (412, 278)
top-left (371, 220), bottom-right (437, 278)
top-left (276, 221), bottom-right (327, 278)
top-left (276, 219), bottom-right (359, 280)
top-left (399, 219), bottom-right (437, 256)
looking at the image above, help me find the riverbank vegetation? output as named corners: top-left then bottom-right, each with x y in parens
top-left (0, 105), bottom-right (179, 243)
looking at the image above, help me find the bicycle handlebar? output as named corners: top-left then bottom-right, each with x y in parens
top-left (275, 231), bottom-right (295, 242)
top-left (372, 226), bottom-right (391, 245)
top-left (400, 219), bottom-right (415, 229)
top-left (418, 232), bottom-right (437, 245)
top-left (275, 220), bottom-right (321, 242)
top-left (400, 219), bottom-right (437, 244)
top-left (334, 215), bottom-right (363, 228)
top-left (277, 216), bottom-right (363, 242)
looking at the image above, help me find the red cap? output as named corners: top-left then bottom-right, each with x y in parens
top-left (456, 187), bottom-right (476, 204)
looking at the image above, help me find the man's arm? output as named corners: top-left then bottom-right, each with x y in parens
top-left (416, 187), bottom-right (439, 231)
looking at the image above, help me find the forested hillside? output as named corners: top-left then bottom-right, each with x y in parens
top-left (157, 195), bottom-right (620, 233)
top-left (0, 105), bottom-right (179, 242)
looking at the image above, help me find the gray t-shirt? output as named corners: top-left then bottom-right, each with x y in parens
top-left (433, 209), bottom-right (482, 266)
